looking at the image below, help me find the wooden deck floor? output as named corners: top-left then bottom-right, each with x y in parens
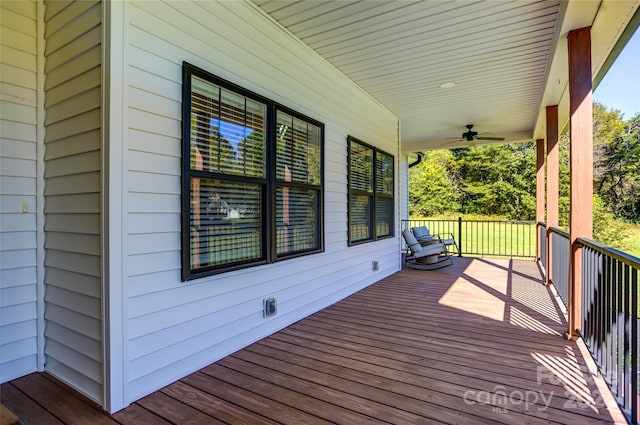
top-left (1, 258), bottom-right (628, 424)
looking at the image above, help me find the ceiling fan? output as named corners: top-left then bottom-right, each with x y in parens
top-left (461, 124), bottom-right (505, 142)
top-left (440, 124), bottom-right (506, 148)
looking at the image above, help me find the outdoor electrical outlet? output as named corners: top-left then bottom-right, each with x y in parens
top-left (263, 297), bottom-right (277, 317)
top-left (372, 261), bottom-right (379, 271)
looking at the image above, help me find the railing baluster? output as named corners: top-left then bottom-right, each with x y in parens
top-left (611, 258), bottom-right (616, 387)
top-left (608, 257), bottom-right (614, 382)
top-left (599, 255), bottom-right (607, 376)
top-left (582, 247), bottom-right (589, 341)
top-left (617, 261), bottom-right (624, 401)
top-left (591, 249), bottom-right (596, 347)
top-left (624, 262), bottom-right (631, 413)
top-left (616, 259), bottom-right (621, 395)
top-left (632, 267), bottom-right (638, 424)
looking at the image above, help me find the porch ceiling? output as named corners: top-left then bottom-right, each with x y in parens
top-left (252, 0), bottom-right (639, 152)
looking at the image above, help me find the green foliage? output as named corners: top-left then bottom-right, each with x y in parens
top-left (593, 104), bottom-right (640, 222)
top-left (410, 143), bottom-right (536, 220)
top-left (455, 143), bottom-right (536, 219)
top-left (409, 149), bottom-right (460, 216)
top-left (593, 195), bottom-right (640, 257)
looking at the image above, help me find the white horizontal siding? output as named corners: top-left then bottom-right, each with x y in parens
top-left (42, 0), bottom-right (102, 404)
top-left (123, 0), bottom-right (400, 403)
top-left (0, 0), bottom-right (39, 383)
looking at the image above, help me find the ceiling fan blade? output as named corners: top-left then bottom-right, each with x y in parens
top-left (477, 136), bottom-right (505, 141)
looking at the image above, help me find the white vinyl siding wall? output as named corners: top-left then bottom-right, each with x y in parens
top-left (0, 0), bottom-right (40, 383)
top-left (43, 0), bottom-right (103, 403)
top-left (126, 0), bottom-right (400, 401)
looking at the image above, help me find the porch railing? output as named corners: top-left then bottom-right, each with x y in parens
top-left (402, 218), bottom-right (536, 258)
top-left (550, 226), bottom-right (570, 307)
top-left (538, 221), bottom-right (547, 269)
top-left (578, 237), bottom-right (640, 424)
top-left (541, 223), bottom-right (640, 424)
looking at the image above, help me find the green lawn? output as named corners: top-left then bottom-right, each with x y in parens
top-left (409, 214), bottom-right (640, 260)
top-left (607, 221), bottom-right (640, 259)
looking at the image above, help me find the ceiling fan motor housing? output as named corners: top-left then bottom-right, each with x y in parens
top-left (463, 124), bottom-right (478, 141)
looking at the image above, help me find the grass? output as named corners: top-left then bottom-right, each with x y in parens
top-left (409, 214), bottom-right (640, 260)
top-left (599, 220), bottom-right (640, 259)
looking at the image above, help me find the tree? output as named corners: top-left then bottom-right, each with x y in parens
top-left (453, 143), bottom-right (536, 219)
top-left (593, 104), bottom-right (640, 222)
top-left (408, 149), bottom-right (460, 216)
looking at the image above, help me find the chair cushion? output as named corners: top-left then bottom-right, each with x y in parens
top-left (402, 229), bottom-right (423, 253)
top-left (412, 226), bottom-right (432, 241)
top-left (413, 243), bottom-right (445, 259)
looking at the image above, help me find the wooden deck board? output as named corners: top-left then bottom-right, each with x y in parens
top-left (1, 259), bottom-right (627, 424)
top-left (110, 403), bottom-right (174, 425)
top-left (0, 382), bottom-right (64, 425)
top-left (9, 374), bottom-right (118, 425)
top-left (240, 340), bottom-right (558, 425)
top-left (186, 369), bottom-right (334, 425)
top-left (204, 361), bottom-right (387, 425)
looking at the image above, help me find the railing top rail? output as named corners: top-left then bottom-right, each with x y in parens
top-left (577, 236), bottom-right (640, 269)
top-left (549, 226), bottom-right (570, 238)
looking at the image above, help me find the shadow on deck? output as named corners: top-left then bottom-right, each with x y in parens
top-left (1, 258), bottom-right (628, 424)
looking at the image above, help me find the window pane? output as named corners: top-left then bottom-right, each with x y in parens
top-left (349, 142), bottom-right (373, 192)
top-left (190, 76), bottom-right (266, 178)
top-left (190, 177), bottom-right (262, 268)
top-left (276, 112), bottom-right (321, 185)
top-left (376, 152), bottom-right (394, 195)
top-left (349, 194), bottom-right (372, 241)
top-left (376, 197), bottom-right (393, 237)
top-left (305, 124), bottom-right (321, 185)
top-left (276, 187), bottom-right (318, 254)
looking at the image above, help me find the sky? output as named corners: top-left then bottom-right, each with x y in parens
top-left (593, 26), bottom-right (640, 119)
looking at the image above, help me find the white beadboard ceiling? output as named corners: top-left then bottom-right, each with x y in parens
top-left (252, 0), bottom-right (639, 152)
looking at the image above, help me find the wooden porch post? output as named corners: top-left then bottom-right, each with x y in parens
top-left (545, 105), bottom-right (559, 287)
top-left (536, 139), bottom-right (545, 262)
top-left (566, 27), bottom-right (593, 339)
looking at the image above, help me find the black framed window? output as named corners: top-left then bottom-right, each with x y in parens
top-left (182, 63), bottom-right (324, 280)
top-left (348, 136), bottom-right (394, 245)
top-left (275, 109), bottom-right (322, 257)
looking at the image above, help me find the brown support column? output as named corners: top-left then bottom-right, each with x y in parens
top-left (566, 27), bottom-right (593, 340)
top-left (545, 105), bottom-right (559, 287)
top-left (536, 139), bottom-right (545, 262)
